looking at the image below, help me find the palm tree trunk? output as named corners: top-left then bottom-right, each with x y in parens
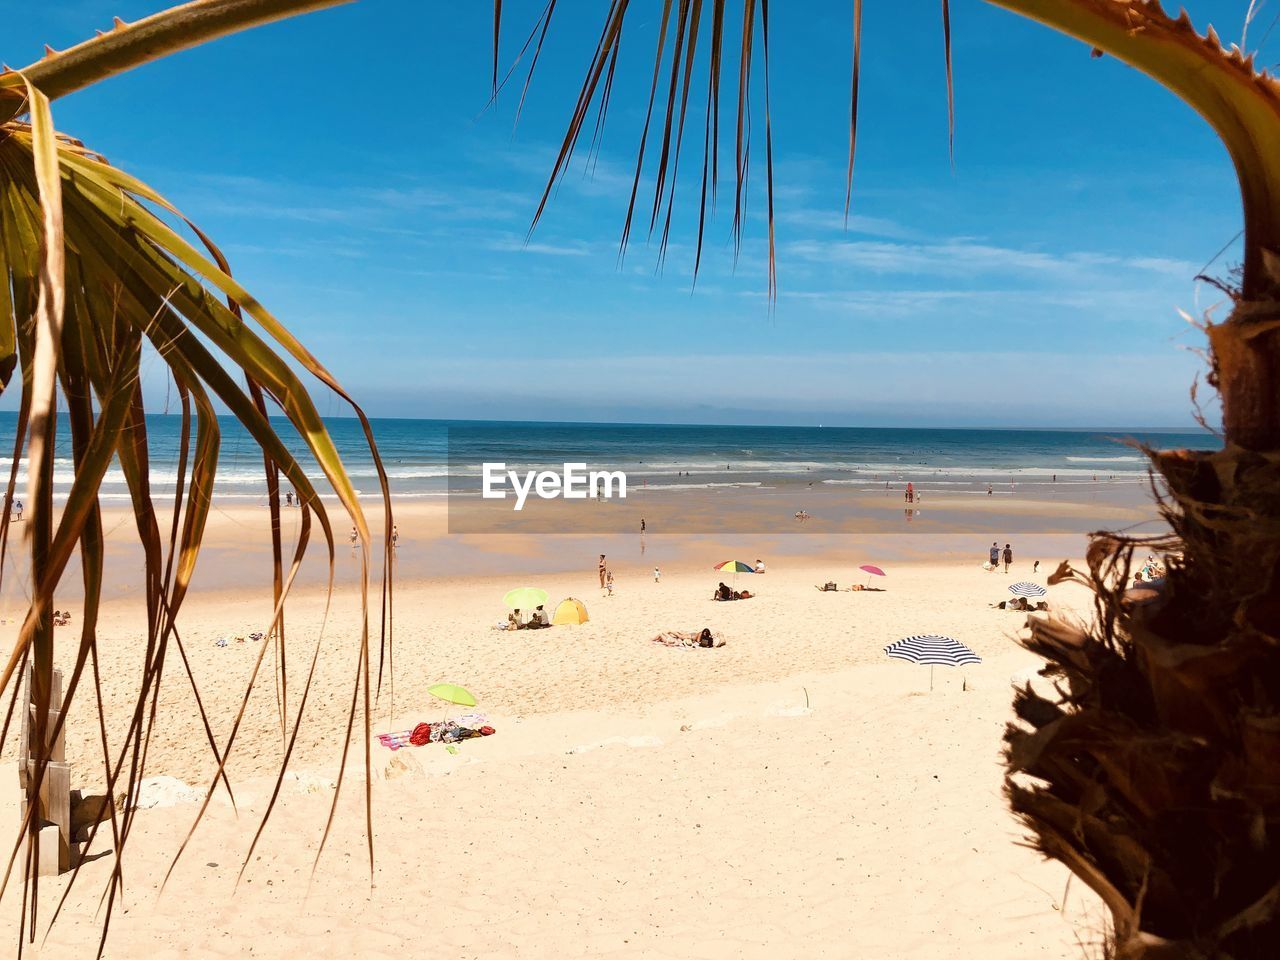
top-left (1212, 317), bottom-right (1280, 450)
top-left (990, 5), bottom-right (1280, 957)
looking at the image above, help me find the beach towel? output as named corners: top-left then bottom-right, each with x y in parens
top-left (376, 717), bottom-right (497, 750)
top-left (376, 730), bottom-right (414, 751)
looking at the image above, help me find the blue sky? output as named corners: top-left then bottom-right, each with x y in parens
top-left (3, 0), bottom-right (1265, 427)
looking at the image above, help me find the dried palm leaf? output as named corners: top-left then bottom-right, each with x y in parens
top-left (0, 5), bottom-right (392, 952)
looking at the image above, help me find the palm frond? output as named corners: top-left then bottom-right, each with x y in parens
top-left (0, 1), bottom-right (354, 116)
top-left (508, 0), bottom-right (961, 298)
top-left (0, 91), bottom-right (392, 951)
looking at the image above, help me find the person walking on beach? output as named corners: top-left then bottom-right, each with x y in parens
top-left (391, 525), bottom-right (399, 549)
top-left (987, 483), bottom-right (993, 496)
top-left (905, 481), bottom-right (914, 503)
top-left (1002, 543), bottom-right (1013, 573)
top-left (349, 526), bottom-right (358, 546)
top-left (12, 499), bottom-right (22, 521)
top-left (599, 554), bottom-right (607, 588)
top-left (653, 566), bottom-right (661, 583)
top-left (989, 542), bottom-right (1000, 570)
top-left (640, 518), bottom-right (646, 534)
top-left (606, 570), bottom-right (615, 597)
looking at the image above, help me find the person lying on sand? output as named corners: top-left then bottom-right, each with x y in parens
top-left (652, 627), bottom-right (723, 648)
top-left (991, 597), bottom-right (1048, 612)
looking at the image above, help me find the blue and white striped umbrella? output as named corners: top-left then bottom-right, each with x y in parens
top-left (1008, 581), bottom-right (1048, 598)
top-left (884, 634), bottom-right (982, 666)
top-left (884, 634), bottom-right (980, 691)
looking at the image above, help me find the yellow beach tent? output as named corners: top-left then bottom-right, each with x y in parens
top-left (552, 597), bottom-right (589, 625)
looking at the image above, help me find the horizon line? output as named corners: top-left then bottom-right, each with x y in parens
top-left (42, 411), bottom-right (1212, 434)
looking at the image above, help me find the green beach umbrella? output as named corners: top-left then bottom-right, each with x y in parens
top-left (503, 586), bottom-right (549, 610)
top-left (427, 683), bottom-right (477, 707)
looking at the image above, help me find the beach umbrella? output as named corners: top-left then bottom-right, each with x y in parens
top-left (427, 683), bottom-right (477, 707)
top-left (552, 597), bottom-right (590, 625)
top-left (884, 634), bottom-right (981, 690)
top-left (713, 559), bottom-right (755, 590)
top-left (503, 587), bottom-right (549, 611)
top-left (859, 564), bottom-right (887, 587)
top-left (1008, 581), bottom-right (1047, 598)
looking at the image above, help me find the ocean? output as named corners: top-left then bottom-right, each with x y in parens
top-left (0, 412), bottom-right (1216, 505)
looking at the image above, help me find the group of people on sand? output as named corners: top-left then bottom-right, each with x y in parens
top-left (986, 541), bottom-right (1016, 573)
top-left (507, 605), bottom-right (551, 630)
top-left (992, 595), bottom-right (1048, 612)
top-left (652, 627), bottom-right (720, 648)
top-left (1134, 554), bottom-right (1167, 585)
top-left (713, 582), bottom-right (753, 601)
top-left (594, 554), bottom-right (765, 601)
top-left (599, 554), bottom-right (616, 596)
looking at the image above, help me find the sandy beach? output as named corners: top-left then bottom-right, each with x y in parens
top-left (0, 493), bottom-right (1115, 958)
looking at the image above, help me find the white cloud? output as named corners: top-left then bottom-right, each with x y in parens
top-left (786, 238), bottom-right (1198, 279)
top-left (486, 234), bottom-right (595, 256)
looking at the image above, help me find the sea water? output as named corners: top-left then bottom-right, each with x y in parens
top-left (0, 412), bottom-right (1216, 504)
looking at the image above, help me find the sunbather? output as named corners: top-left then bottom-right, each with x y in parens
top-left (651, 627), bottom-right (724, 648)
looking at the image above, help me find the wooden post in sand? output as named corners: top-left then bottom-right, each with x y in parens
top-left (18, 663), bottom-right (72, 875)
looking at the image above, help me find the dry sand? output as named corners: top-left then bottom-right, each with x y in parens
top-left (0, 505), bottom-right (1110, 958)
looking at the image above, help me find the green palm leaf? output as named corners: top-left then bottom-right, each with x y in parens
top-left (0, 61), bottom-right (392, 949)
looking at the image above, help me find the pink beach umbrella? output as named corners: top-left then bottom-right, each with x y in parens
top-left (859, 564), bottom-right (887, 588)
